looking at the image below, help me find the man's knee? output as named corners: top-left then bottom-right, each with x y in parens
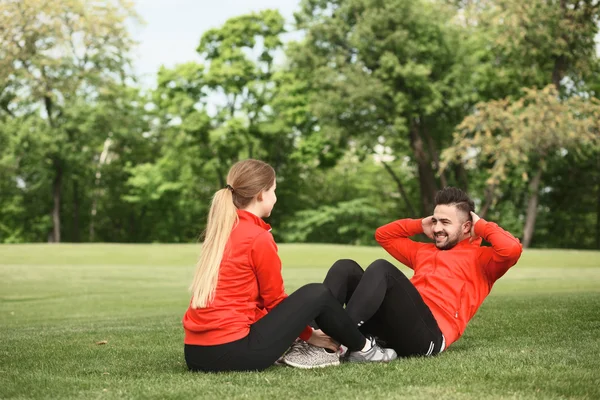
top-left (365, 259), bottom-right (401, 277)
top-left (327, 259), bottom-right (364, 278)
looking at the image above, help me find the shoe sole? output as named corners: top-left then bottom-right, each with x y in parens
top-left (282, 359), bottom-right (341, 369)
top-left (343, 356), bottom-right (397, 363)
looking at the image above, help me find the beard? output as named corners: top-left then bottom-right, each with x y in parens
top-left (434, 231), bottom-right (461, 250)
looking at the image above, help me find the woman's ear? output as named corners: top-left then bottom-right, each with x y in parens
top-left (256, 192), bottom-right (264, 202)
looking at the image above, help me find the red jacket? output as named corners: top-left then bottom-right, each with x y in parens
top-left (183, 209), bottom-right (312, 345)
top-left (375, 218), bottom-right (522, 348)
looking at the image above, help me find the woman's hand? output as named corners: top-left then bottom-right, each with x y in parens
top-left (306, 329), bottom-right (339, 352)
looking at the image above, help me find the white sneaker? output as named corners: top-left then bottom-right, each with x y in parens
top-left (345, 337), bottom-right (397, 363)
top-left (282, 340), bottom-right (341, 369)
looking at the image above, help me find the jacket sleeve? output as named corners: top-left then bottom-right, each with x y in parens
top-left (251, 231), bottom-right (312, 341)
top-left (375, 219), bottom-right (427, 270)
top-left (474, 219), bottom-right (523, 283)
top-left (251, 231), bottom-right (288, 312)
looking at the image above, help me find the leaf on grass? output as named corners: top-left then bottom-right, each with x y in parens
top-left (96, 340), bottom-right (108, 345)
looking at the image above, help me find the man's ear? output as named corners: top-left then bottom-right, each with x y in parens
top-left (256, 192), bottom-right (263, 202)
top-left (463, 220), bottom-right (472, 235)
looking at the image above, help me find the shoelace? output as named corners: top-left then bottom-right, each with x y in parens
top-left (369, 337), bottom-right (392, 360)
top-left (373, 343), bottom-right (395, 361)
top-left (289, 340), bottom-right (313, 356)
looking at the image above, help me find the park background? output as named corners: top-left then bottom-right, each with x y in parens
top-left (1, 1), bottom-right (600, 399)
top-left (1, 0), bottom-right (599, 249)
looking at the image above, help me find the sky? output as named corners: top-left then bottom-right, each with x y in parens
top-left (129, 0), bottom-right (302, 87)
top-left (129, 1), bottom-right (600, 90)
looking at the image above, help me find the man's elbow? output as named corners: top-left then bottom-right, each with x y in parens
top-left (374, 227), bottom-right (386, 244)
top-left (505, 241), bottom-right (523, 263)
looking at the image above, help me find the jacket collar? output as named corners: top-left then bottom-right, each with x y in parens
top-left (236, 209), bottom-right (272, 232)
top-left (436, 236), bottom-right (481, 251)
top-left (455, 236), bottom-right (481, 248)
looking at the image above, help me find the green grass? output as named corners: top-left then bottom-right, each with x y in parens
top-left (1, 244), bottom-right (599, 399)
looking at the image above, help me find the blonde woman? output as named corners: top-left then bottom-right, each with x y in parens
top-left (183, 159), bottom-right (396, 372)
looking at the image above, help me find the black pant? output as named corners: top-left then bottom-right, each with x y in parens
top-left (184, 283), bottom-right (366, 372)
top-left (323, 259), bottom-right (444, 357)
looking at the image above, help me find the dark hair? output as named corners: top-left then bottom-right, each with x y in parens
top-left (434, 187), bottom-right (474, 221)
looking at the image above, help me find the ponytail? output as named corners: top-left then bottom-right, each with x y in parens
top-left (189, 159), bottom-right (275, 308)
top-left (189, 188), bottom-right (238, 308)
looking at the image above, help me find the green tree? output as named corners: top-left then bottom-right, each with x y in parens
top-left (280, 154), bottom-right (402, 244)
top-left (290, 0), bottom-right (480, 215)
top-left (149, 10), bottom-right (333, 234)
top-left (0, 0), bottom-right (138, 242)
top-left (441, 85), bottom-right (600, 247)
top-left (441, 0), bottom-right (600, 248)
top-left (197, 10), bottom-right (287, 180)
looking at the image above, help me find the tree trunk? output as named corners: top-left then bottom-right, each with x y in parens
top-left (89, 200), bottom-right (97, 242)
top-left (422, 122), bottom-right (447, 188)
top-left (596, 179), bottom-right (600, 250)
top-left (51, 159), bottom-right (62, 243)
top-left (44, 91), bottom-right (62, 243)
top-left (522, 168), bottom-right (543, 248)
top-left (381, 161), bottom-right (417, 217)
top-left (479, 184), bottom-right (497, 219)
top-left (72, 178), bottom-right (80, 242)
top-left (552, 0), bottom-right (567, 91)
top-left (552, 56), bottom-right (565, 91)
top-left (216, 164), bottom-right (226, 188)
top-left (454, 163), bottom-right (469, 193)
top-left (409, 119), bottom-right (437, 215)
top-left (596, 154), bottom-right (600, 249)
top-left (90, 138), bottom-right (112, 242)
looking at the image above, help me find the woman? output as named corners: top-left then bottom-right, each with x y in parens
top-left (183, 159), bottom-right (396, 372)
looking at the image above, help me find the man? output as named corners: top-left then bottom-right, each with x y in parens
top-left (282, 187), bottom-right (523, 368)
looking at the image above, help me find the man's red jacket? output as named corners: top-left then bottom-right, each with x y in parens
top-left (375, 218), bottom-right (523, 348)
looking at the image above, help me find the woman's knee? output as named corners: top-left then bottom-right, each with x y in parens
top-left (296, 282), bottom-right (330, 299)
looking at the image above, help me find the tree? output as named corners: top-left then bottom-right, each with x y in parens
top-left (441, 0), bottom-right (600, 248)
top-left (150, 10), bottom-right (332, 233)
top-left (533, 150), bottom-right (600, 249)
top-left (446, 0), bottom-right (600, 95)
top-left (280, 154), bottom-right (401, 244)
top-left (290, 0), bottom-right (480, 215)
top-left (197, 10), bottom-right (287, 181)
top-left (441, 85), bottom-right (600, 247)
top-left (0, 0), bottom-right (138, 242)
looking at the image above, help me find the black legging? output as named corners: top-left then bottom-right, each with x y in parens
top-left (323, 259), bottom-right (444, 357)
top-left (184, 283), bottom-right (366, 372)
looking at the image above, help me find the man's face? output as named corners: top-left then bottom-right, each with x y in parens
top-left (432, 204), bottom-right (471, 250)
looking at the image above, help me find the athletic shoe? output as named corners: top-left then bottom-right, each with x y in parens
top-left (273, 354), bottom-right (286, 366)
top-left (338, 344), bottom-right (348, 358)
top-left (345, 336), bottom-right (397, 363)
top-left (282, 340), bottom-right (340, 369)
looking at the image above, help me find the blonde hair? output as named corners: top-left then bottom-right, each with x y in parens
top-left (190, 159), bottom-right (276, 308)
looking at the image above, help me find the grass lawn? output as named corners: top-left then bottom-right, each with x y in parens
top-left (1, 244), bottom-right (599, 399)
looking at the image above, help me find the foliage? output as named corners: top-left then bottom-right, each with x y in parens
top-left (441, 85), bottom-right (600, 187)
top-left (1, 1), bottom-right (599, 248)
